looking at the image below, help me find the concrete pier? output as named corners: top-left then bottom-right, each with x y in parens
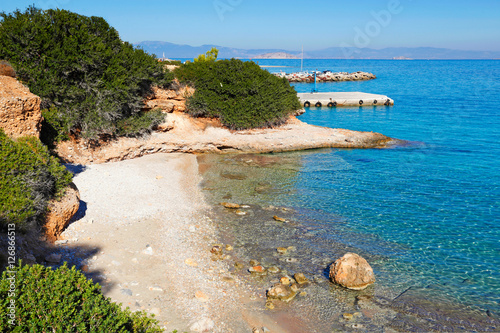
top-left (298, 92), bottom-right (394, 107)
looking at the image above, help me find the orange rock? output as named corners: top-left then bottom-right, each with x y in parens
top-left (221, 202), bottom-right (240, 209)
top-left (44, 183), bottom-right (80, 242)
top-left (142, 81), bottom-right (194, 113)
top-left (273, 216), bottom-right (287, 222)
top-left (329, 253), bottom-right (375, 290)
top-left (250, 265), bottom-right (265, 273)
top-left (0, 76), bottom-right (42, 139)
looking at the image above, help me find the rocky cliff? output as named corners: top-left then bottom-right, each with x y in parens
top-left (0, 75), bottom-right (79, 243)
top-left (0, 75), bottom-right (42, 138)
top-left (143, 82), bottom-right (194, 114)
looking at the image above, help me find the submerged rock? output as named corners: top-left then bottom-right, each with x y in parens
top-left (267, 283), bottom-right (297, 302)
top-left (210, 245), bottom-right (223, 256)
top-left (276, 247), bottom-right (288, 255)
top-left (294, 273), bottom-right (310, 286)
top-left (280, 276), bottom-right (291, 286)
top-left (221, 202), bottom-right (240, 209)
top-left (220, 172), bottom-right (247, 180)
top-left (249, 259), bottom-right (260, 266)
top-left (45, 253), bottom-right (62, 263)
top-left (273, 216), bottom-right (288, 223)
top-left (249, 265), bottom-right (267, 276)
top-left (267, 266), bottom-right (281, 274)
top-left (329, 252), bottom-right (375, 290)
top-left (234, 262), bottom-right (245, 270)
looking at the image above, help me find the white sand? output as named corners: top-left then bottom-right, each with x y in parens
top-left (60, 153), bottom-right (288, 332)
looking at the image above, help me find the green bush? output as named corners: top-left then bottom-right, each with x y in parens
top-left (0, 6), bottom-right (173, 140)
top-left (116, 108), bottom-right (165, 137)
top-left (0, 262), bottom-right (162, 332)
top-left (0, 129), bottom-right (72, 228)
top-left (161, 60), bottom-right (182, 66)
top-left (174, 58), bottom-right (301, 130)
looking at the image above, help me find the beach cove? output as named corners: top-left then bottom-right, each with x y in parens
top-left (55, 59), bottom-right (500, 332)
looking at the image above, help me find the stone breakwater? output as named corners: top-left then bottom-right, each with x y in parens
top-left (274, 71), bottom-right (376, 83)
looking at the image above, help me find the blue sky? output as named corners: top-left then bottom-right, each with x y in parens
top-left (1, 0), bottom-right (499, 51)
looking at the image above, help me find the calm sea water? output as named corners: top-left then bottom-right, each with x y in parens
top-left (273, 59), bottom-right (500, 306)
top-left (197, 59), bottom-right (500, 329)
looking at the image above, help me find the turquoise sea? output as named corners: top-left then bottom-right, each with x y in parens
top-left (196, 59), bottom-right (500, 331)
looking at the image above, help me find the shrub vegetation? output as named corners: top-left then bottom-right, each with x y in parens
top-left (161, 60), bottom-right (182, 66)
top-left (0, 263), bottom-right (162, 332)
top-left (0, 6), bottom-right (173, 141)
top-left (174, 57), bottom-right (301, 130)
top-left (0, 129), bottom-right (72, 228)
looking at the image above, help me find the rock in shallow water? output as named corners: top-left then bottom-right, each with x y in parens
top-left (249, 265), bottom-right (267, 276)
top-left (221, 202), bottom-right (240, 209)
top-left (294, 273), bottom-right (310, 286)
top-left (329, 252), bottom-right (375, 290)
top-left (249, 259), bottom-right (260, 266)
top-left (210, 245), bottom-right (223, 256)
top-left (45, 253), bottom-right (62, 263)
top-left (267, 283), bottom-right (297, 302)
top-left (267, 266), bottom-right (281, 274)
top-left (276, 247), bottom-right (288, 255)
top-left (273, 215), bottom-right (288, 223)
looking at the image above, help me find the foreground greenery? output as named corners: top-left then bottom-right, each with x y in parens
top-left (0, 130), bottom-right (72, 228)
top-left (0, 6), bottom-right (172, 141)
top-left (175, 57), bottom-right (301, 130)
top-left (0, 263), bottom-right (162, 332)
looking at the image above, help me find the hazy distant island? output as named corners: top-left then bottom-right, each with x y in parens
top-left (253, 52), bottom-right (299, 59)
top-left (393, 56), bottom-right (413, 60)
top-left (136, 41), bottom-right (500, 60)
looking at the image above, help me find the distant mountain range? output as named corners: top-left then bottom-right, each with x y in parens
top-left (135, 41), bottom-right (500, 60)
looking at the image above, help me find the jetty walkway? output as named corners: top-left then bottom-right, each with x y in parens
top-left (298, 92), bottom-right (394, 107)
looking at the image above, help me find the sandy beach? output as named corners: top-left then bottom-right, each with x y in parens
top-left (58, 153), bottom-right (301, 332)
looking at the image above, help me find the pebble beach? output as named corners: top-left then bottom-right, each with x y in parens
top-left (58, 153), bottom-right (298, 332)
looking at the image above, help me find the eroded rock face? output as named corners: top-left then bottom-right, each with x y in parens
top-left (44, 183), bottom-right (80, 242)
top-left (329, 252), bottom-right (375, 290)
top-left (0, 76), bottom-right (42, 138)
top-left (143, 83), bottom-right (194, 113)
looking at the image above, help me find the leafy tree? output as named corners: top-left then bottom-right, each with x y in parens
top-left (0, 6), bottom-right (173, 141)
top-left (0, 129), bottom-right (72, 228)
top-left (175, 58), bottom-right (301, 129)
top-left (194, 47), bottom-right (219, 62)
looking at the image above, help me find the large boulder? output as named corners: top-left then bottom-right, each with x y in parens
top-left (44, 183), bottom-right (80, 242)
top-left (0, 75), bottom-right (42, 138)
top-left (329, 252), bottom-right (375, 290)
